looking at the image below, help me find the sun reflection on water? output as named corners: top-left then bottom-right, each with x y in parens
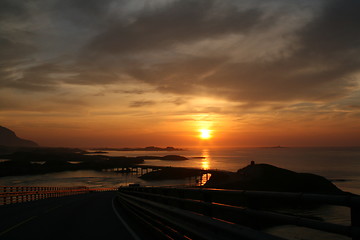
top-left (201, 149), bottom-right (211, 170)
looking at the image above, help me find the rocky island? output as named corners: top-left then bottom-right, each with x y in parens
top-left (137, 155), bottom-right (188, 161)
top-left (91, 146), bottom-right (183, 151)
top-left (204, 163), bottom-right (344, 194)
top-left (140, 162), bottom-right (346, 195)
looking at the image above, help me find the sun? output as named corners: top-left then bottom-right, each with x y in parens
top-left (199, 129), bottom-right (212, 139)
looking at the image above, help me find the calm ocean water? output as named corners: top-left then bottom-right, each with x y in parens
top-left (105, 147), bottom-right (360, 194)
top-left (0, 147), bottom-right (358, 240)
top-left (1, 147), bottom-right (359, 194)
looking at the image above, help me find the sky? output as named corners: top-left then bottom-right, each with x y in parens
top-left (1, 0), bottom-right (360, 148)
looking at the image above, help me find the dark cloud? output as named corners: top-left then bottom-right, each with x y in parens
top-left (348, 105), bottom-right (360, 110)
top-left (166, 98), bottom-right (188, 106)
top-left (0, 0), bottom-right (28, 20)
top-left (121, 89), bottom-right (146, 95)
top-left (299, 0), bottom-right (360, 59)
top-left (87, 0), bottom-right (264, 54)
top-left (129, 100), bottom-right (156, 108)
top-left (127, 56), bottom-right (228, 95)
top-left (54, 0), bottom-right (111, 15)
top-left (1, 0), bottom-right (360, 109)
top-left (64, 67), bottom-right (119, 86)
top-left (52, 0), bottom-right (116, 27)
top-left (0, 37), bottom-right (36, 89)
top-left (0, 37), bottom-right (34, 63)
top-left (119, 0), bottom-right (360, 103)
top-left (242, 0), bottom-right (360, 101)
top-left (2, 63), bottom-right (66, 91)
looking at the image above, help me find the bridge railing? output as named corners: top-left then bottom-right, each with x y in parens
top-left (0, 186), bottom-right (117, 205)
top-left (117, 187), bottom-right (360, 240)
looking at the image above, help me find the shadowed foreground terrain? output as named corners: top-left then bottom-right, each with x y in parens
top-left (0, 192), bottom-right (134, 239)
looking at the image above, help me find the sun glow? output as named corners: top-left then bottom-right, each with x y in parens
top-left (199, 129), bottom-right (212, 139)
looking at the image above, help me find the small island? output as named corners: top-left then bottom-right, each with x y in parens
top-left (90, 146), bottom-right (183, 151)
top-left (137, 155), bottom-right (188, 161)
top-left (85, 151), bottom-right (108, 154)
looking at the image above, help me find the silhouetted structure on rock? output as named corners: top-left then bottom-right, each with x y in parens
top-left (204, 163), bottom-right (344, 194)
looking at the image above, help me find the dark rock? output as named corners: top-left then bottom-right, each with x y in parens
top-left (0, 126), bottom-right (38, 147)
top-left (137, 155), bottom-right (188, 161)
top-left (91, 146), bottom-right (183, 151)
top-left (0, 148), bottom-right (144, 177)
top-left (161, 155), bottom-right (188, 161)
top-left (204, 164), bottom-right (344, 194)
top-left (85, 151), bottom-right (108, 154)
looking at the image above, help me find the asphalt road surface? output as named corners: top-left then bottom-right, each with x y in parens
top-left (0, 191), bottom-right (138, 239)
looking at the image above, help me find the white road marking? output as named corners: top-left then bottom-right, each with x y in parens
top-left (112, 197), bottom-right (141, 240)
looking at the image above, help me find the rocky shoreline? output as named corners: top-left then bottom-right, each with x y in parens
top-left (0, 147), bottom-right (188, 177)
top-left (140, 162), bottom-right (349, 195)
top-left (0, 146), bottom-right (352, 195)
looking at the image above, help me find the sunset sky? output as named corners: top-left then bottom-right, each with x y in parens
top-left (1, 0), bottom-right (360, 147)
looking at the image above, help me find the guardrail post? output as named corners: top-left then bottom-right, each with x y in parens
top-left (352, 204), bottom-right (360, 240)
top-left (3, 187), bottom-right (6, 205)
top-left (10, 187), bottom-right (13, 204)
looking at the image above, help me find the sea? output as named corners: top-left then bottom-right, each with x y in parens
top-left (0, 147), bottom-right (359, 240)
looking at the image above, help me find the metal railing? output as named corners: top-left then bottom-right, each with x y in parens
top-left (118, 187), bottom-right (360, 240)
top-left (0, 186), bottom-right (117, 205)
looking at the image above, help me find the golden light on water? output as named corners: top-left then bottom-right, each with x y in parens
top-left (201, 149), bottom-right (211, 170)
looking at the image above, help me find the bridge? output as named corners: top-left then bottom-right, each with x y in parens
top-left (105, 165), bottom-right (226, 174)
top-left (1, 185), bottom-right (359, 239)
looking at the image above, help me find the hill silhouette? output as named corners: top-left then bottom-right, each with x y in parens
top-left (204, 163), bottom-right (344, 194)
top-left (0, 126), bottom-right (38, 147)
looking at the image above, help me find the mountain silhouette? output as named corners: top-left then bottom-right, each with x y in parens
top-left (0, 126), bottom-right (38, 147)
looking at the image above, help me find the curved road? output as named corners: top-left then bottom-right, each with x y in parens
top-left (0, 192), bottom-right (137, 239)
